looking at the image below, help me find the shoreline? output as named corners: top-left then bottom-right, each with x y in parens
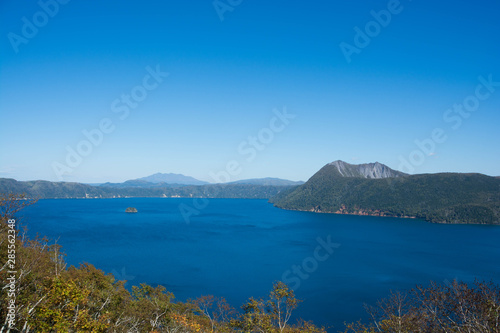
top-left (273, 205), bottom-right (500, 226)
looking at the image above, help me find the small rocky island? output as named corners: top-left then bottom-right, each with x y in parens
top-left (125, 207), bottom-right (138, 213)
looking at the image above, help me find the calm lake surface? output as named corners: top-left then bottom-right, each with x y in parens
top-left (21, 198), bottom-right (500, 331)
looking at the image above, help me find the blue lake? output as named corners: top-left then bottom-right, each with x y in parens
top-left (20, 198), bottom-right (500, 331)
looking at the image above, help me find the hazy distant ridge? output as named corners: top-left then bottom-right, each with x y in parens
top-left (229, 178), bottom-right (304, 186)
top-left (135, 173), bottom-right (209, 185)
top-left (0, 178), bottom-right (292, 200)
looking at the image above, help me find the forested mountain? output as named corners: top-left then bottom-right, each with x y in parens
top-left (271, 161), bottom-right (500, 225)
top-left (2, 160), bottom-right (499, 224)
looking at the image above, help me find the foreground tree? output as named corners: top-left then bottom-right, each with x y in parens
top-left (193, 295), bottom-right (236, 332)
top-left (237, 281), bottom-right (326, 333)
top-left (0, 193), bottom-right (37, 222)
top-left (28, 276), bottom-right (110, 331)
top-left (343, 280), bottom-right (500, 333)
top-left (268, 281), bottom-right (300, 332)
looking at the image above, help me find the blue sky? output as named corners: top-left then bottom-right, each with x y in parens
top-left (1, 0), bottom-right (499, 183)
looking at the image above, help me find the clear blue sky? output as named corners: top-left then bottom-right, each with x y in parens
top-left (1, 0), bottom-right (499, 183)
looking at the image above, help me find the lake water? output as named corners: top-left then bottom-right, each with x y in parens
top-left (20, 198), bottom-right (500, 331)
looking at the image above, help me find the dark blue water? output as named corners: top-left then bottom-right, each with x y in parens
top-left (20, 198), bottom-right (500, 331)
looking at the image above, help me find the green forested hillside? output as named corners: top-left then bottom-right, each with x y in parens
top-left (271, 163), bottom-right (500, 224)
top-left (0, 178), bottom-right (291, 200)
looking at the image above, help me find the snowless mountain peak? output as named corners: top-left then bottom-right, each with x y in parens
top-left (328, 160), bottom-right (406, 179)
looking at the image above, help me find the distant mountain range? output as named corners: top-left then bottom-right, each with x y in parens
top-left (135, 173), bottom-right (209, 185)
top-left (2, 162), bottom-right (499, 224)
top-left (271, 160), bottom-right (500, 225)
top-left (98, 174), bottom-right (301, 188)
top-left (229, 178), bottom-right (304, 186)
top-left (0, 178), bottom-right (292, 200)
top-left (0, 173), bottom-right (301, 200)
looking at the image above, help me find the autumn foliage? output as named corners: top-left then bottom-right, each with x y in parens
top-left (0, 194), bottom-right (327, 332)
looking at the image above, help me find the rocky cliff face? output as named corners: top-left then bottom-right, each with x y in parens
top-left (328, 160), bottom-right (406, 179)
